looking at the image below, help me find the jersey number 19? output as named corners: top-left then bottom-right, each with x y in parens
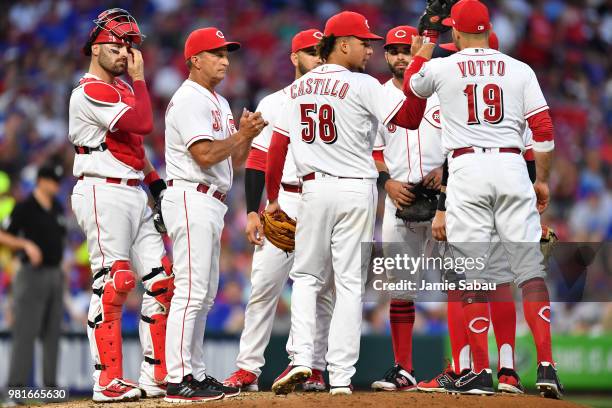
top-left (463, 83), bottom-right (504, 125)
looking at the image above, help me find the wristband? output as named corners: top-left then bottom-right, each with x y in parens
top-left (148, 178), bottom-right (167, 201)
top-left (144, 171), bottom-right (160, 185)
top-left (378, 171), bottom-right (391, 190)
top-left (437, 191), bottom-right (446, 211)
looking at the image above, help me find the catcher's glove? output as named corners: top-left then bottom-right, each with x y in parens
top-left (261, 210), bottom-right (296, 252)
top-left (395, 183), bottom-right (439, 222)
top-left (540, 224), bottom-right (558, 261)
top-left (418, 0), bottom-right (459, 34)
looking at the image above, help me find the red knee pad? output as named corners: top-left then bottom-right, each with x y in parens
top-left (101, 261), bottom-right (136, 321)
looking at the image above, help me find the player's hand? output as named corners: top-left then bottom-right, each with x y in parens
top-left (385, 180), bottom-right (415, 209)
top-left (245, 211), bottom-right (264, 246)
top-left (533, 181), bottom-right (549, 214)
top-left (265, 200), bottom-right (281, 214)
top-left (239, 109), bottom-right (268, 140)
top-left (411, 36), bottom-right (435, 59)
top-left (432, 210), bottom-right (447, 241)
top-left (422, 166), bottom-right (442, 190)
top-left (127, 48), bottom-right (145, 81)
top-left (23, 240), bottom-right (42, 267)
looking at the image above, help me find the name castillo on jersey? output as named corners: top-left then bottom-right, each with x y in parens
top-left (274, 64), bottom-right (406, 179)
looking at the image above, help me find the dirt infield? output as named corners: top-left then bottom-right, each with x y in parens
top-left (52, 391), bottom-right (585, 408)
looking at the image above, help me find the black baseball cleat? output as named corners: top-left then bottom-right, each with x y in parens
top-left (164, 374), bottom-right (225, 403)
top-left (371, 364), bottom-right (417, 391)
top-left (536, 362), bottom-right (564, 399)
top-left (497, 367), bottom-right (525, 394)
top-left (196, 374), bottom-right (240, 398)
top-left (447, 368), bottom-right (495, 395)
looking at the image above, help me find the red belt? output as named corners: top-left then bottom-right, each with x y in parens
top-left (281, 183), bottom-right (302, 193)
top-left (452, 147), bottom-right (521, 158)
top-left (302, 172), bottom-right (364, 181)
top-left (167, 180), bottom-right (227, 203)
top-left (78, 175), bottom-right (140, 186)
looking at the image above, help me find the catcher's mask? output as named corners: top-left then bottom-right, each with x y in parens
top-left (83, 8), bottom-right (144, 56)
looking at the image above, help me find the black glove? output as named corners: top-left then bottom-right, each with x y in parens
top-left (417, 0), bottom-right (459, 34)
top-left (148, 178), bottom-right (167, 234)
top-left (395, 182), bottom-right (439, 222)
top-left (153, 195), bottom-right (167, 234)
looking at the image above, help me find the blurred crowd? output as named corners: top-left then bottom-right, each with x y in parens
top-left (0, 0), bottom-right (610, 336)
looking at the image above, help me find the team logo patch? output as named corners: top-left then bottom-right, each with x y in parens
top-left (216, 30), bottom-right (225, 39)
top-left (365, 19), bottom-right (370, 29)
top-left (538, 306), bottom-right (551, 323)
top-left (432, 109), bottom-right (441, 124)
top-left (212, 110), bottom-right (222, 131)
top-left (313, 31), bottom-right (323, 39)
top-left (468, 317), bottom-right (489, 334)
top-left (386, 123), bottom-right (397, 133)
top-left (395, 30), bottom-right (407, 38)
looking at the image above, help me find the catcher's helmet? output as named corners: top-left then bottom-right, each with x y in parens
top-left (83, 8), bottom-right (145, 56)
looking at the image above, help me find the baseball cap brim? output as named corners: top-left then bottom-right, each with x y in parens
top-left (221, 42), bottom-right (241, 52)
top-left (440, 42), bottom-right (458, 52)
top-left (356, 32), bottom-right (383, 40)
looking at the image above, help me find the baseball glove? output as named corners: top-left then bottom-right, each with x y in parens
top-left (395, 183), bottom-right (439, 223)
top-left (417, 0), bottom-right (459, 34)
top-left (540, 224), bottom-right (558, 261)
top-left (261, 210), bottom-right (296, 252)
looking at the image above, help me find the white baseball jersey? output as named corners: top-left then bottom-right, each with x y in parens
top-left (409, 48), bottom-right (550, 154)
top-left (165, 79), bottom-right (236, 192)
top-left (274, 64), bottom-right (406, 179)
top-left (251, 87), bottom-right (299, 185)
top-left (68, 73), bottom-right (142, 179)
top-left (374, 80), bottom-right (445, 183)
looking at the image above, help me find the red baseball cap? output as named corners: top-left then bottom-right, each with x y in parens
top-left (384, 25), bottom-right (418, 48)
top-left (184, 27), bottom-right (240, 60)
top-left (439, 29), bottom-right (499, 52)
top-left (292, 29), bottom-right (323, 53)
top-left (442, 0), bottom-right (491, 34)
top-left (324, 11), bottom-right (383, 40)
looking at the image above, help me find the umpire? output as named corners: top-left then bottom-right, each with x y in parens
top-left (3, 162), bottom-right (67, 387)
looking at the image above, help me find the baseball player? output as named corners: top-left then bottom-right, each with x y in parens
top-left (264, 11), bottom-right (429, 395)
top-left (369, 25), bottom-right (445, 392)
top-left (407, 0), bottom-right (561, 398)
top-left (68, 8), bottom-right (173, 402)
top-left (223, 29), bottom-right (334, 392)
top-left (162, 27), bottom-right (266, 402)
top-left (416, 32), bottom-right (529, 395)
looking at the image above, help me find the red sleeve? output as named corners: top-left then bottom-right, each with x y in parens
top-left (265, 131), bottom-right (289, 202)
top-left (245, 147), bottom-right (267, 172)
top-left (115, 80), bottom-right (153, 135)
top-left (527, 110), bottom-right (554, 152)
top-left (389, 56), bottom-right (429, 130)
top-left (372, 150), bottom-right (385, 163)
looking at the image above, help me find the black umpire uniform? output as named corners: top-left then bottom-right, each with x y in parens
top-left (6, 163), bottom-right (67, 387)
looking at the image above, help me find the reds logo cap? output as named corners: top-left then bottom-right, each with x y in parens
top-left (184, 27), bottom-right (241, 60)
top-left (291, 29), bottom-right (323, 53)
top-left (384, 25), bottom-right (418, 48)
top-left (442, 0), bottom-right (491, 34)
top-left (324, 11), bottom-right (383, 40)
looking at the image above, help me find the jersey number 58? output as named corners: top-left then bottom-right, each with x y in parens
top-left (300, 103), bottom-right (338, 144)
top-left (463, 83), bottom-right (504, 125)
